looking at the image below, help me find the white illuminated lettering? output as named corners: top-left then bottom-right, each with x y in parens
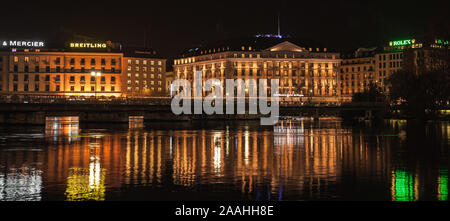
top-left (1, 40), bottom-right (44, 47)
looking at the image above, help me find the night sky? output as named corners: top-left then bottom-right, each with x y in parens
top-left (0, 0), bottom-right (449, 59)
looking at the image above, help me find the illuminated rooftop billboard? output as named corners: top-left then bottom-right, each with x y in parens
top-left (69, 42), bottom-right (107, 48)
top-left (389, 39), bottom-right (415, 47)
top-left (1, 40), bottom-right (45, 47)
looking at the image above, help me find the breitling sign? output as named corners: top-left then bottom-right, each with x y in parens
top-left (69, 42), bottom-right (107, 48)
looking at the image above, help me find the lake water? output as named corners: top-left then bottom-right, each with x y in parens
top-left (0, 117), bottom-right (448, 201)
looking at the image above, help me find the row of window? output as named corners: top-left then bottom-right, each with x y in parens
top-left (126, 86), bottom-right (162, 92)
top-left (341, 66), bottom-right (374, 73)
top-left (12, 65), bottom-right (118, 73)
top-left (8, 84), bottom-right (116, 92)
top-left (342, 81), bottom-right (374, 87)
top-left (14, 56), bottom-right (119, 66)
top-left (378, 61), bottom-right (402, 69)
top-left (126, 73), bottom-right (163, 79)
top-left (177, 52), bottom-right (336, 64)
top-left (182, 62), bottom-right (338, 70)
top-left (127, 80), bottom-right (162, 86)
top-left (341, 74), bottom-right (375, 80)
top-left (6, 74), bottom-right (116, 83)
top-left (378, 53), bottom-right (403, 61)
top-left (127, 66), bottom-right (163, 72)
top-left (127, 59), bottom-right (163, 66)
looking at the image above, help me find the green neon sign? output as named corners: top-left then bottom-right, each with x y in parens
top-left (435, 39), bottom-right (449, 45)
top-left (390, 39), bottom-right (413, 47)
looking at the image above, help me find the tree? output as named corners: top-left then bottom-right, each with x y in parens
top-left (387, 68), bottom-right (450, 118)
top-left (352, 83), bottom-right (385, 103)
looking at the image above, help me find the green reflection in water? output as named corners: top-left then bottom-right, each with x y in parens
top-left (392, 170), bottom-right (414, 201)
top-left (439, 170), bottom-right (448, 201)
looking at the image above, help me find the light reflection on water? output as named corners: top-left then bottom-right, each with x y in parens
top-left (0, 117), bottom-right (448, 201)
top-left (0, 167), bottom-right (42, 201)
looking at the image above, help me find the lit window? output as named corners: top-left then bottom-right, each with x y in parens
top-left (128, 59), bottom-right (131, 64)
top-left (158, 61), bottom-right (162, 65)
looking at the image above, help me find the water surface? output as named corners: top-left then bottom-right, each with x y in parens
top-left (0, 117), bottom-right (448, 201)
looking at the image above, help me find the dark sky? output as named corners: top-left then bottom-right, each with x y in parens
top-left (0, 0), bottom-right (449, 58)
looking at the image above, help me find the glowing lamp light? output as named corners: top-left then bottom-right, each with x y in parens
top-left (91, 71), bottom-right (101, 76)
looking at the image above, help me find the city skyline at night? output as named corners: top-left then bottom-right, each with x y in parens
top-left (0, 0), bottom-right (449, 218)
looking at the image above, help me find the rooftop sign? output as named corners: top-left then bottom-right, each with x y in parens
top-left (435, 39), bottom-right (449, 45)
top-left (389, 39), bottom-right (415, 47)
top-left (69, 42), bottom-right (107, 48)
top-left (1, 40), bottom-right (44, 47)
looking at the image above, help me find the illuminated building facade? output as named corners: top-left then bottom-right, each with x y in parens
top-left (340, 48), bottom-right (377, 100)
top-left (165, 71), bottom-right (174, 96)
top-left (340, 47), bottom-right (404, 99)
top-left (339, 37), bottom-right (449, 99)
top-left (173, 37), bottom-right (342, 103)
top-left (0, 40), bottom-right (123, 98)
top-left (123, 47), bottom-right (167, 97)
top-left (1, 51), bottom-right (123, 97)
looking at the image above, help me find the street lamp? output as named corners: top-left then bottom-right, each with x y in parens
top-left (91, 71), bottom-right (101, 99)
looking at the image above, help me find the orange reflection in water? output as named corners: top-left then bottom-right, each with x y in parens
top-left (45, 116), bottom-right (80, 142)
top-left (1, 118), bottom-right (447, 201)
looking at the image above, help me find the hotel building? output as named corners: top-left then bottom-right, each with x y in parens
top-left (0, 40), bottom-right (123, 98)
top-left (0, 36), bottom-right (169, 98)
top-left (340, 48), bottom-right (380, 101)
top-left (173, 37), bottom-right (342, 103)
top-left (122, 47), bottom-right (167, 97)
